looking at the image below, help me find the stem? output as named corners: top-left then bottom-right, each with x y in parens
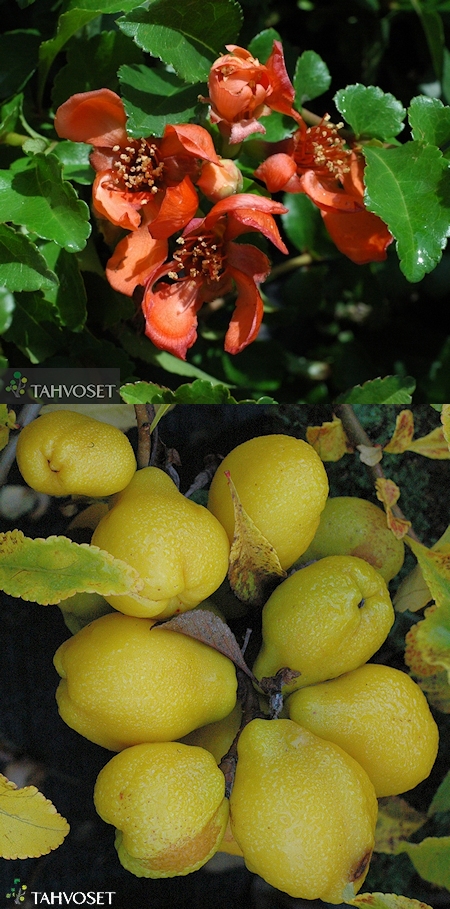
top-left (219, 669), bottom-right (265, 798)
top-left (0, 403), bottom-right (42, 487)
top-left (134, 404), bottom-right (156, 469)
top-left (264, 253), bottom-right (313, 283)
top-left (334, 403), bottom-right (421, 542)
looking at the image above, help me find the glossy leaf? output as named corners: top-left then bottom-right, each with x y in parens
top-left (58, 591), bottom-right (113, 634)
top-left (0, 529), bottom-right (143, 605)
top-left (334, 84), bottom-right (405, 139)
top-left (409, 95), bottom-right (450, 151)
top-left (118, 0), bottom-right (243, 84)
top-left (120, 379), bottom-right (277, 404)
top-left (0, 225), bottom-right (58, 293)
top-left (0, 155), bottom-right (91, 253)
top-left (119, 64), bottom-right (201, 136)
top-left (0, 30), bottom-right (40, 99)
top-left (395, 837), bottom-right (450, 891)
top-left (0, 774), bottom-right (69, 859)
top-left (294, 50), bottom-right (331, 105)
top-left (281, 192), bottom-right (334, 256)
top-left (429, 770), bottom-right (450, 815)
top-left (248, 28), bottom-right (281, 64)
top-left (38, 242), bottom-right (87, 332)
top-left (3, 291), bottom-right (65, 364)
top-left (363, 143), bottom-right (450, 282)
top-left (374, 797), bottom-right (427, 855)
top-left (336, 376), bottom-right (416, 404)
top-left (51, 28), bottom-right (143, 110)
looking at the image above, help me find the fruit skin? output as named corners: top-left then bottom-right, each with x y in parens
top-left (207, 434), bottom-right (329, 570)
top-left (288, 663), bottom-right (439, 797)
top-left (229, 718), bottom-right (377, 903)
top-left (93, 742), bottom-right (229, 878)
top-left (15, 409), bottom-right (136, 497)
top-left (253, 555), bottom-right (395, 693)
top-left (91, 466), bottom-right (230, 618)
top-left (296, 496), bottom-right (405, 582)
top-left (53, 612), bottom-right (237, 751)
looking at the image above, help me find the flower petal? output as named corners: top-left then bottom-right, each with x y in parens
top-left (224, 264), bottom-right (264, 354)
top-left (106, 228), bottom-right (168, 296)
top-left (265, 40), bottom-right (298, 119)
top-left (92, 172), bottom-right (159, 231)
top-left (147, 177), bottom-right (200, 240)
top-left (300, 170), bottom-right (362, 212)
top-left (227, 241), bottom-right (271, 284)
top-left (225, 208), bottom-right (288, 254)
top-left (54, 89), bottom-right (127, 147)
top-left (254, 153), bottom-right (300, 193)
top-left (142, 276), bottom-right (203, 360)
top-left (321, 208), bottom-right (393, 264)
top-left (162, 124), bottom-right (220, 163)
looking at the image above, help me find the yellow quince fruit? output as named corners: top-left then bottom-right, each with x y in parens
top-left (91, 466), bottom-right (230, 618)
top-left (229, 718), bottom-right (377, 903)
top-left (53, 612), bottom-right (237, 751)
top-left (94, 742), bottom-right (229, 877)
top-left (295, 496), bottom-right (405, 582)
top-left (15, 409), bottom-right (136, 497)
top-left (207, 434), bottom-right (328, 570)
top-left (253, 555), bottom-right (394, 693)
top-left (288, 663), bottom-right (439, 797)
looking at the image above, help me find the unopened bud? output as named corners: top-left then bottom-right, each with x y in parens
top-left (197, 159), bottom-right (243, 201)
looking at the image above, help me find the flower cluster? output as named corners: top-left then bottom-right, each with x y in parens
top-left (54, 41), bottom-right (392, 360)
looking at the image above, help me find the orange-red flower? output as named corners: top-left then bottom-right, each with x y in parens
top-left (202, 41), bottom-right (298, 143)
top-left (254, 118), bottom-right (393, 264)
top-left (107, 194), bottom-right (288, 360)
top-left (54, 88), bottom-right (223, 239)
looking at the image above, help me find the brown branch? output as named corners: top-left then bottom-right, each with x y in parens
top-left (334, 404), bottom-right (421, 542)
top-left (134, 404), bottom-right (156, 469)
top-left (219, 668), bottom-right (265, 798)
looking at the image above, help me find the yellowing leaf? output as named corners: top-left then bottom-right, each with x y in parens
top-left (347, 894), bottom-right (434, 909)
top-left (225, 471), bottom-right (286, 607)
top-left (404, 607), bottom-right (442, 677)
top-left (58, 590), bottom-right (113, 634)
top-left (375, 478), bottom-right (411, 540)
top-left (441, 404), bottom-right (450, 449)
top-left (395, 836), bottom-right (450, 891)
top-left (0, 773), bottom-right (69, 859)
top-left (406, 536), bottom-right (450, 609)
top-left (374, 797), bottom-right (427, 854)
top-left (407, 426), bottom-right (450, 459)
top-left (0, 529), bottom-right (143, 604)
top-left (383, 410), bottom-right (415, 453)
top-left (306, 418), bottom-right (353, 461)
top-left (415, 669), bottom-right (450, 713)
top-left (0, 404), bottom-right (17, 452)
top-left (411, 599), bottom-right (450, 681)
top-left (394, 526), bottom-right (450, 613)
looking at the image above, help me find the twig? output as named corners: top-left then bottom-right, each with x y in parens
top-left (219, 669), bottom-right (265, 798)
top-left (134, 404), bottom-right (155, 469)
top-left (0, 402), bottom-right (42, 487)
top-left (334, 403), bottom-right (421, 542)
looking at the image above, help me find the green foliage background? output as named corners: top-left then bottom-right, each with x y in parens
top-left (1, 0), bottom-right (450, 402)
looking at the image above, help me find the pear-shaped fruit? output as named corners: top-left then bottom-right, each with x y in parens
top-left (54, 612), bottom-right (237, 751)
top-left (253, 555), bottom-right (394, 693)
top-left (91, 466), bottom-right (230, 618)
top-left (296, 496), bottom-right (404, 582)
top-left (16, 409), bottom-right (136, 497)
top-left (94, 742), bottom-right (229, 877)
top-left (229, 718), bottom-right (377, 903)
top-left (288, 663), bottom-right (439, 797)
top-left (207, 434), bottom-right (329, 570)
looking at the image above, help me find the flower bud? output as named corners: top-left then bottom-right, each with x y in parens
top-left (197, 159), bottom-right (244, 201)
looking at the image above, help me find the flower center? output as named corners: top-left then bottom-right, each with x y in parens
top-left (111, 139), bottom-right (165, 193)
top-left (169, 232), bottom-right (226, 282)
top-left (293, 116), bottom-right (351, 182)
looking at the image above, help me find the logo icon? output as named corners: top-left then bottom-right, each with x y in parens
top-left (5, 372), bottom-right (28, 398)
top-left (6, 879), bottom-right (27, 904)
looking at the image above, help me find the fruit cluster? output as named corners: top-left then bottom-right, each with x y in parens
top-left (16, 412), bottom-right (440, 903)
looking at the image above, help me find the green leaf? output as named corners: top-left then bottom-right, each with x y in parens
top-left (0, 529), bottom-right (143, 605)
top-left (408, 95), bottom-right (450, 152)
top-left (363, 142), bottom-right (450, 282)
top-left (248, 28), bottom-right (281, 63)
top-left (3, 291), bottom-right (65, 363)
top-left (335, 376), bottom-right (416, 404)
top-left (119, 326), bottom-right (231, 381)
top-left (0, 287), bottom-right (15, 334)
top-left (58, 591), bottom-right (113, 634)
top-left (0, 31), bottom-right (40, 100)
top-left (411, 0), bottom-right (444, 80)
top-left (429, 769), bottom-right (450, 815)
top-left (395, 836), bottom-right (450, 890)
top-left (38, 10), bottom-right (101, 104)
top-left (118, 0), bottom-right (243, 83)
top-left (51, 28), bottom-right (144, 109)
top-left (119, 64), bottom-right (201, 136)
top-left (334, 84), bottom-right (406, 140)
top-left (0, 154), bottom-right (91, 252)
top-left (120, 379), bottom-right (276, 404)
top-left (294, 50), bottom-right (331, 105)
top-left (0, 225), bottom-right (58, 293)
top-left (39, 242), bottom-right (87, 332)
top-left (425, 336), bottom-right (450, 401)
top-left (281, 192), bottom-right (334, 256)
top-left (51, 141), bottom-right (94, 185)
top-left (252, 110), bottom-right (295, 142)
